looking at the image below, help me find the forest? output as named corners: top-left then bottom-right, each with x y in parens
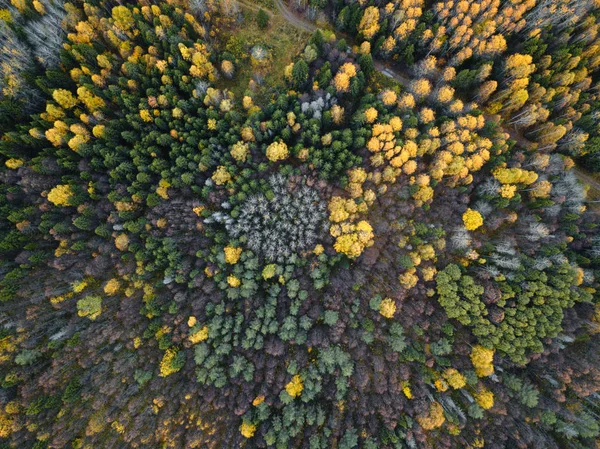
top-left (0, 0), bottom-right (599, 448)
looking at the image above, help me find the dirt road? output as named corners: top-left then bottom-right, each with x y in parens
top-left (274, 0), bottom-right (316, 33)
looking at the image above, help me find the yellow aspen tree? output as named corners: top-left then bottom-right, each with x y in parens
top-left (381, 89), bottom-right (398, 106)
top-left (419, 107), bottom-right (435, 124)
top-left (358, 6), bottom-right (380, 40)
top-left (409, 78), bottom-right (432, 101)
top-left (47, 185), bottom-right (73, 206)
top-left (331, 104), bottom-right (345, 124)
top-left (417, 402), bottom-right (445, 430)
top-left (52, 89), bottom-right (78, 109)
top-left (266, 141), bottom-right (289, 162)
top-left (398, 93), bottom-right (416, 110)
top-left (230, 141), bottom-right (249, 162)
top-left (477, 80), bottom-right (497, 103)
top-left (359, 41), bottom-right (371, 54)
top-left (471, 345), bottom-right (494, 377)
top-left (221, 60), bottom-right (234, 78)
top-left (285, 375), bottom-right (304, 398)
top-left (462, 208), bottom-right (483, 230)
top-left (212, 166), bottom-right (231, 185)
top-left (379, 298), bottom-right (396, 318)
top-left (112, 5), bottom-right (134, 31)
top-left (334, 72), bottom-right (350, 92)
top-left (224, 246), bottom-right (242, 264)
top-left (240, 422), bottom-right (256, 438)
top-left (365, 107), bottom-right (378, 123)
top-left (474, 387), bottom-right (494, 409)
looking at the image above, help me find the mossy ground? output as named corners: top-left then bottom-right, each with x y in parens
top-left (217, 5), bottom-right (310, 101)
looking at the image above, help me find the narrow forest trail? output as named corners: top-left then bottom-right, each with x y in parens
top-left (574, 168), bottom-right (600, 192)
top-left (236, 0), bottom-right (275, 15)
top-left (259, 0), bottom-right (599, 211)
top-left (273, 0), bottom-right (316, 33)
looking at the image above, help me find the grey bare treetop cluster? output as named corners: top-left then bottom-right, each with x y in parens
top-left (213, 174), bottom-right (328, 263)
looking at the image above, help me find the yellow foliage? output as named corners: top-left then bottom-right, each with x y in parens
top-left (241, 126), bottom-right (255, 142)
top-left (399, 268), bottom-right (418, 289)
top-left (212, 166), bottom-right (231, 185)
top-left (475, 388), bottom-right (494, 410)
top-left (334, 72), bottom-right (350, 92)
top-left (443, 368), bottom-right (466, 389)
top-left (5, 158), bottom-right (23, 169)
top-left (242, 96), bottom-right (254, 110)
top-left (221, 60), bottom-right (234, 76)
top-left (52, 89), bottom-right (78, 109)
top-left (45, 121), bottom-right (69, 147)
top-left (240, 422), bottom-right (256, 438)
top-left (443, 67), bottom-right (456, 81)
top-left (189, 325), bottom-right (209, 344)
top-left (379, 298), bottom-right (396, 318)
top-left (449, 99), bottom-right (464, 113)
top-left (285, 375), bottom-right (304, 398)
top-left (104, 279), bottom-right (120, 295)
top-left (422, 266), bottom-right (437, 281)
top-left (410, 78), bottom-right (432, 99)
top-left (359, 6), bottom-right (380, 39)
top-left (471, 345), bottom-right (494, 377)
top-left (493, 167), bottom-right (538, 185)
top-left (435, 378), bottom-right (448, 392)
top-left (227, 275), bottom-right (241, 287)
top-left (420, 107), bottom-right (435, 124)
top-left (530, 180), bottom-right (552, 198)
top-left (47, 184), bottom-right (73, 206)
top-left (381, 89), bottom-right (397, 106)
top-left (262, 264), bottom-right (277, 280)
top-left (398, 93), bottom-right (416, 109)
top-left (348, 168), bottom-right (367, 184)
top-left (365, 107), bottom-right (378, 123)
top-left (462, 208), bottom-right (483, 231)
top-left (159, 348), bottom-right (181, 377)
top-left (156, 179), bottom-right (170, 200)
top-left (331, 104), bottom-right (345, 124)
top-left (266, 140), bottom-right (289, 162)
top-left (224, 246), bottom-right (242, 264)
top-left (333, 220), bottom-right (374, 258)
top-left (115, 233), bottom-right (129, 251)
top-left (417, 402), bottom-right (445, 430)
top-left (328, 197), bottom-right (357, 222)
top-left (112, 5), bottom-right (134, 30)
top-left (68, 133), bottom-right (89, 152)
top-left (77, 86), bottom-right (105, 111)
top-left (230, 141), bottom-right (249, 162)
top-left (412, 185), bottom-right (433, 204)
top-left (389, 116), bottom-right (402, 131)
top-left (284, 63), bottom-right (294, 80)
top-left (139, 109), bottom-right (152, 122)
top-left (500, 184), bottom-right (516, 199)
top-left (92, 125), bottom-right (105, 138)
top-left (505, 53), bottom-right (535, 79)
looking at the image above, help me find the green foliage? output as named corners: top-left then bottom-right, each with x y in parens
top-left (257, 9), bottom-right (270, 29)
top-left (76, 295), bottom-right (102, 321)
top-left (0, 1), bottom-right (599, 448)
